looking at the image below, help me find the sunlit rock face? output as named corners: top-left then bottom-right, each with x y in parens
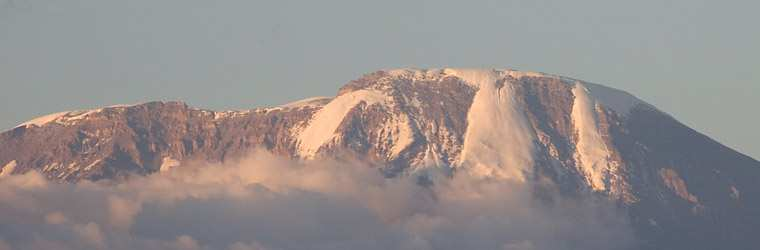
top-left (2, 68), bottom-right (759, 250)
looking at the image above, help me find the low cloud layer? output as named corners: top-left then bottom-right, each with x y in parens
top-left (0, 151), bottom-right (636, 250)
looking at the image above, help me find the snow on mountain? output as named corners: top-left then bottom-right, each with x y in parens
top-left (446, 69), bottom-right (536, 181)
top-left (15, 105), bottom-right (137, 129)
top-left (296, 89), bottom-right (391, 158)
top-left (160, 156), bottom-right (180, 172)
top-left (583, 82), bottom-right (648, 116)
top-left (571, 82), bottom-right (618, 190)
top-left (0, 160), bottom-right (16, 178)
top-left (16, 111), bottom-right (71, 128)
top-left (276, 68), bottom-right (665, 181)
top-left (16, 109), bottom-right (107, 128)
top-left (279, 96), bottom-right (333, 109)
top-left (2, 68), bottom-right (760, 249)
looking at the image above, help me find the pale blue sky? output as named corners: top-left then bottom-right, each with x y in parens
top-left (0, 0), bottom-right (758, 159)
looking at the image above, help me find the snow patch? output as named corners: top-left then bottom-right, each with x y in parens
top-left (66, 110), bottom-right (101, 122)
top-left (441, 68), bottom-right (496, 87)
top-left (43, 163), bottom-right (57, 172)
top-left (17, 112), bottom-right (70, 128)
top-left (583, 83), bottom-right (645, 116)
top-left (571, 83), bottom-right (618, 191)
top-left (16, 108), bottom-right (107, 128)
top-left (385, 113), bottom-right (415, 159)
top-left (297, 90), bottom-right (390, 158)
top-left (659, 168), bottom-right (699, 203)
top-left (505, 70), bottom-right (550, 79)
top-left (84, 159), bottom-right (102, 171)
top-left (450, 69), bottom-right (536, 181)
top-left (280, 96), bottom-right (332, 109)
top-left (384, 68), bottom-right (419, 77)
top-left (12, 102), bottom-right (151, 130)
top-left (384, 68), bottom-right (444, 79)
top-left (66, 162), bottom-right (77, 170)
top-left (160, 157), bottom-right (181, 172)
top-left (212, 110), bottom-right (251, 120)
top-left (1, 160), bottom-right (17, 178)
top-left (106, 103), bottom-right (142, 108)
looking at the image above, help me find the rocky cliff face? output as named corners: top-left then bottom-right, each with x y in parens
top-left (1, 68), bottom-right (759, 249)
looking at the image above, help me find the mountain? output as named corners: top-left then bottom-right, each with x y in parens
top-left (1, 68), bottom-right (759, 249)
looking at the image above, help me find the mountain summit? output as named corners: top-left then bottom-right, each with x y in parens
top-left (1, 68), bottom-right (759, 249)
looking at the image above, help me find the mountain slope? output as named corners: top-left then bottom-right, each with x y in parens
top-left (1, 68), bottom-right (759, 249)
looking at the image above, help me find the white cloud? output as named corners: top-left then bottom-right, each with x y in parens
top-left (72, 222), bottom-right (106, 250)
top-left (171, 235), bottom-right (202, 250)
top-left (0, 150), bottom-right (635, 250)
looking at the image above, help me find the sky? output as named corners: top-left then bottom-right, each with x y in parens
top-left (0, 0), bottom-right (758, 159)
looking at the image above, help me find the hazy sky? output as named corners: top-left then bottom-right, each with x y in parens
top-left (0, 0), bottom-right (758, 159)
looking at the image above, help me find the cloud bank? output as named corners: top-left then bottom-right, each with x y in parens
top-left (0, 150), bottom-right (636, 250)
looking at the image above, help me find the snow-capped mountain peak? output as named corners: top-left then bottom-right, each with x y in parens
top-left (2, 68), bottom-right (759, 249)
